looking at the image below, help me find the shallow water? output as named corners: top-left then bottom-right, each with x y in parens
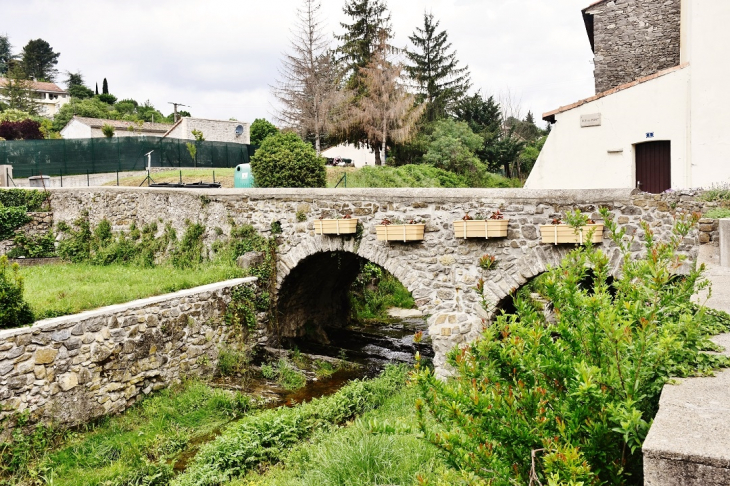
top-left (174, 315), bottom-right (429, 472)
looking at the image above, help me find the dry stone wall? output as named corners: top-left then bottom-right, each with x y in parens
top-left (0, 211), bottom-right (53, 255)
top-left (45, 187), bottom-right (704, 378)
top-left (0, 278), bottom-right (256, 436)
top-left (586, 0), bottom-right (681, 94)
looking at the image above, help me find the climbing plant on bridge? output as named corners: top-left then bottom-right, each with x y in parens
top-left (415, 209), bottom-right (730, 485)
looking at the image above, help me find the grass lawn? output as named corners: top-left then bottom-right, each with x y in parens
top-left (110, 168), bottom-right (236, 188)
top-left (22, 262), bottom-right (244, 320)
top-left (0, 381), bottom-right (254, 486)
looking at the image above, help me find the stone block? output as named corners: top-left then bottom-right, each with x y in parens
top-left (237, 251), bottom-right (265, 270)
top-left (57, 372), bottom-right (78, 391)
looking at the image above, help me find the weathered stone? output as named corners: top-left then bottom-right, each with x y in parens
top-left (57, 372), bottom-right (78, 391)
top-left (236, 251), bottom-right (265, 270)
top-left (51, 329), bottom-right (71, 342)
top-left (34, 348), bottom-right (58, 365)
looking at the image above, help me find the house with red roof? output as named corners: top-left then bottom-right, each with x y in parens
top-left (526, 0), bottom-right (729, 192)
top-left (0, 78), bottom-right (70, 117)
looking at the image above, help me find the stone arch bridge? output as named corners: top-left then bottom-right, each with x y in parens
top-left (48, 187), bottom-right (702, 375)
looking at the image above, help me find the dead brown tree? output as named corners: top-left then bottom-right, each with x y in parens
top-left (357, 34), bottom-right (424, 165)
top-left (273, 0), bottom-right (342, 154)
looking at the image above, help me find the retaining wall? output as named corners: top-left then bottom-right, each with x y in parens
top-left (0, 278), bottom-right (256, 437)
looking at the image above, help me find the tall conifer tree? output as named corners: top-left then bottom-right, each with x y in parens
top-left (405, 12), bottom-right (471, 121)
top-left (336, 0), bottom-right (392, 96)
top-left (20, 39), bottom-right (60, 81)
top-left (102, 78), bottom-right (109, 95)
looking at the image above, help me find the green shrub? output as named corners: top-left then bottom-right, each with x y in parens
top-left (261, 358), bottom-right (307, 390)
top-left (251, 132), bottom-right (326, 188)
top-left (7, 231), bottom-right (56, 258)
top-left (0, 189), bottom-right (49, 211)
top-left (171, 365), bottom-right (408, 486)
top-left (414, 209), bottom-right (730, 485)
top-left (705, 207), bottom-right (730, 219)
top-left (56, 214), bottom-right (92, 263)
top-left (250, 118), bottom-right (279, 145)
top-left (171, 222), bottom-right (206, 269)
top-left (0, 207), bottom-right (31, 240)
top-left (217, 348), bottom-right (250, 376)
top-left (349, 262), bottom-right (415, 320)
top-left (0, 255), bottom-right (34, 328)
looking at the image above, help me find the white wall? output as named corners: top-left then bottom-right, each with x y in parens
top-left (525, 68), bottom-right (690, 190)
top-left (321, 143), bottom-right (375, 168)
top-left (687, 0), bottom-right (730, 188)
top-left (60, 119), bottom-right (92, 139)
top-left (166, 118), bottom-right (250, 144)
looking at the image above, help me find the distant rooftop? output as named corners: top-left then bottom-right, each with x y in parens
top-left (0, 78), bottom-right (67, 94)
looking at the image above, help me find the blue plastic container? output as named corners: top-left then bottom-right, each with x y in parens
top-left (234, 164), bottom-right (255, 188)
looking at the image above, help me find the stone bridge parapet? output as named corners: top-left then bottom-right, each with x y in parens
top-left (45, 187), bottom-right (704, 376)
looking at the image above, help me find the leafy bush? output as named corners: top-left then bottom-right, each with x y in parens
top-left (7, 231), bottom-right (56, 258)
top-left (101, 123), bottom-right (115, 138)
top-left (0, 255), bottom-right (34, 328)
top-left (423, 119), bottom-right (483, 175)
top-left (0, 207), bottom-right (31, 240)
top-left (0, 189), bottom-right (49, 211)
top-left (0, 119), bottom-right (44, 140)
top-left (250, 118), bottom-right (279, 145)
top-left (261, 358), bottom-right (307, 390)
top-left (251, 132), bottom-right (326, 188)
top-left (415, 209), bottom-right (730, 485)
top-left (705, 207), bottom-right (730, 219)
top-left (171, 365), bottom-right (408, 486)
top-left (171, 222), bottom-right (206, 269)
top-left (331, 164), bottom-right (520, 189)
top-left (350, 262), bottom-right (415, 320)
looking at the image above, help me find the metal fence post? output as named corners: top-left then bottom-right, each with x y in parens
top-left (87, 171), bottom-right (90, 186)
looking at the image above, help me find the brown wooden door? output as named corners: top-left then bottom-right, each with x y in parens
top-left (635, 141), bottom-right (671, 193)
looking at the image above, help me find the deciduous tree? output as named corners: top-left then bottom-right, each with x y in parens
top-left (20, 39), bottom-right (60, 82)
top-left (405, 12), bottom-right (470, 121)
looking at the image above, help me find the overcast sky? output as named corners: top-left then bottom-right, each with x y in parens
top-left (2, 0), bottom-right (596, 127)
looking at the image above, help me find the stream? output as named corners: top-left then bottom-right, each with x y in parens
top-left (173, 314), bottom-right (432, 472)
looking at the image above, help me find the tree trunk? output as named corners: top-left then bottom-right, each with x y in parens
top-left (382, 119), bottom-right (387, 166)
top-left (374, 144), bottom-right (382, 166)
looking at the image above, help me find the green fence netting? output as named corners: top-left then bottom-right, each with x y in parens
top-left (0, 137), bottom-right (256, 178)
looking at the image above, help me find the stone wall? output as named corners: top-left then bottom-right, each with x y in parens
top-left (0, 211), bottom-right (54, 256)
top-left (698, 218), bottom-right (720, 246)
top-left (43, 187), bottom-right (706, 377)
top-left (0, 278), bottom-right (256, 436)
top-left (586, 0), bottom-right (681, 94)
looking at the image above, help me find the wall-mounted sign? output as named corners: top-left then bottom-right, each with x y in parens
top-left (646, 132), bottom-right (655, 139)
top-left (580, 113), bottom-right (601, 128)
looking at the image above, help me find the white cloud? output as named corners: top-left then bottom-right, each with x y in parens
top-left (3, 0), bottom-right (595, 126)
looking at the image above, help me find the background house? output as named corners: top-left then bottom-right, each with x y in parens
top-left (60, 116), bottom-right (172, 138)
top-left (321, 143), bottom-right (375, 168)
top-left (163, 117), bottom-right (250, 144)
top-left (0, 78), bottom-right (69, 117)
top-left (525, 0), bottom-right (730, 192)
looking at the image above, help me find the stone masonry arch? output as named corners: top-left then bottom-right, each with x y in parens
top-left (47, 187), bottom-right (703, 378)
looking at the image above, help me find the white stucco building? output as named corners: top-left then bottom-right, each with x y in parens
top-left (0, 78), bottom-right (69, 117)
top-left (526, 0), bottom-right (730, 193)
top-left (321, 143), bottom-right (376, 168)
top-left (163, 118), bottom-right (250, 144)
top-left (60, 116), bottom-right (172, 139)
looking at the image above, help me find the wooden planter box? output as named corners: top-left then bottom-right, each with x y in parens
top-left (314, 218), bottom-right (359, 235)
top-left (453, 219), bottom-right (509, 239)
top-left (376, 224), bottom-right (426, 242)
top-left (540, 224), bottom-right (604, 245)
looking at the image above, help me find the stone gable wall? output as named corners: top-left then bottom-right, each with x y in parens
top-left (0, 278), bottom-right (256, 436)
top-left (587, 0), bottom-right (681, 94)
